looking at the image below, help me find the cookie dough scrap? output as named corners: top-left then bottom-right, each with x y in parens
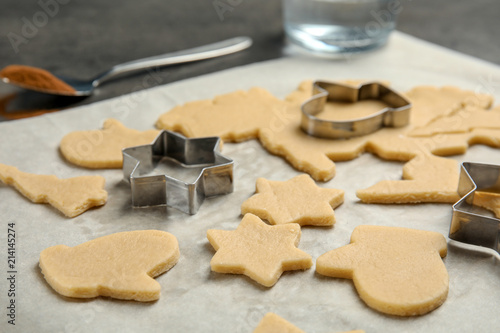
top-left (60, 118), bottom-right (159, 168)
top-left (260, 82), bottom-right (496, 183)
top-left (410, 105), bottom-right (500, 137)
top-left (155, 81), bottom-right (500, 204)
top-left (207, 213), bottom-right (312, 287)
top-left (241, 174), bottom-right (344, 226)
top-left (402, 85), bottom-right (492, 128)
top-left (356, 153), bottom-right (460, 204)
top-left (0, 163), bottom-right (107, 217)
top-left (316, 225), bottom-right (448, 316)
top-left (253, 312), bottom-right (364, 333)
top-left (472, 191), bottom-right (500, 218)
top-left (39, 230), bottom-right (180, 302)
top-left (262, 84), bottom-right (498, 203)
top-left (156, 87), bottom-right (286, 142)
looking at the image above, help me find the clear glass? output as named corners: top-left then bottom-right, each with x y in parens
top-left (283, 0), bottom-right (400, 54)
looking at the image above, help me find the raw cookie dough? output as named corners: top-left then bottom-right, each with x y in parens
top-left (253, 313), bottom-right (306, 333)
top-left (472, 191), bottom-right (500, 218)
top-left (0, 163), bottom-right (107, 217)
top-left (155, 87), bottom-right (284, 142)
top-left (39, 230), bottom-right (179, 302)
top-left (60, 118), bottom-right (159, 168)
top-left (316, 225), bottom-right (449, 316)
top-left (241, 174), bottom-right (344, 226)
top-left (253, 313), bottom-right (364, 333)
top-left (356, 153), bottom-right (460, 203)
top-left (410, 105), bottom-right (500, 137)
top-left (207, 213), bottom-right (312, 287)
top-left (402, 85), bottom-right (492, 128)
top-left (156, 81), bottom-right (500, 204)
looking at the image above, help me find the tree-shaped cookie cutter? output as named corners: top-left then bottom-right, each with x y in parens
top-left (449, 162), bottom-right (500, 254)
top-left (122, 130), bottom-right (233, 215)
top-left (300, 81), bottom-right (412, 139)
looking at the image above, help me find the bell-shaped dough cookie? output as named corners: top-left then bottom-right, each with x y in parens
top-left (60, 118), bottom-right (159, 168)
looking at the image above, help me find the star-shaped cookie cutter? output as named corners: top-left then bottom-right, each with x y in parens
top-left (122, 130), bottom-right (234, 215)
top-left (449, 162), bottom-right (500, 254)
top-left (300, 81), bottom-right (412, 139)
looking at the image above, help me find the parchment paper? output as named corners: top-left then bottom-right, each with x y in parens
top-left (1, 32), bottom-right (500, 332)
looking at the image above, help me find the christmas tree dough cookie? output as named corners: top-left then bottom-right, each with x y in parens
top-left (60, 118), bottom-right (159, 168)
top-left (39, 230), bottom-right (179, 302)
top-left (241, 174), bottom-right (344, 226)
top-left (253, 313), bottom-right (365, 333)
top-left (316, 225), bottom-right (448, 316)
top-left (0, 163), bottom-right (107, 217)
top-left (207, 213), bottom-right (312, 287)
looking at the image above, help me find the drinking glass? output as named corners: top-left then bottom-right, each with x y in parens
top-left (283, 0), bottom-right (401, 54)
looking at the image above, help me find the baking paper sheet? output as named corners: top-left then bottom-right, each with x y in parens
top-left (1, 32), bottom-right (500, 332)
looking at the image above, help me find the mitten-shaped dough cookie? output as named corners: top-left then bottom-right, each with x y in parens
top-left (316, 225), bottom-right (448, 316)
top-left (40, 230), bottom-right (179, 301)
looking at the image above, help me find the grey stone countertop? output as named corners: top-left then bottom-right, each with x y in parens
top-left (0, 0), bottom-right (498, 119)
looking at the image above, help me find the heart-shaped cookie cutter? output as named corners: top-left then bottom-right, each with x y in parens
top-left (122, 130), bottom-right (234, 215)
top-left (300, 81), bottom-right (412, 139)
top-left (449, 162), bottom-right (500, 255)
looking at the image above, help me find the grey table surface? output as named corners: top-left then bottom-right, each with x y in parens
top-left (0, 0), bottom-right (499, 119)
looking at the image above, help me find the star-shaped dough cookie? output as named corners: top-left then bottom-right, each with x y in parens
top-left (40, 230), bottom-right (179, 301)
top-left (253, 312), bottom-right (365, 333)
top-left (0, 163), bottom-right (107, 217)
top-left (207, 213), bottom-right (312, 287)
top-left (316, 225), bottom-right (448, 316)
top-left (241, 174), bottom-right (344, 226)
top-left (60, 118), bottom-right (159, 168)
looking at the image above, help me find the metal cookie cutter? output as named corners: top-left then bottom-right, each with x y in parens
top-left (449, 162), bottom-right (500, 254)
top-left (122, 130), bottom-right (234, 215)
top-left (300, 81), bottom-right (412, 139)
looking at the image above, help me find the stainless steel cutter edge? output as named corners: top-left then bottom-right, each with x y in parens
top-left (300, 81), bottom-right (412, 139)
top-left (449, 162), bottom-right (500, 254)
top-left (122, 130), bottom-right (234, 215)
